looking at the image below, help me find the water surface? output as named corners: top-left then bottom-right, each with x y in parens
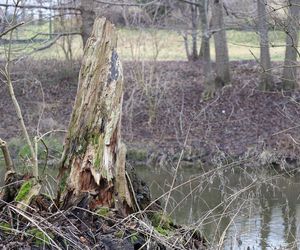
top-left (136, 164), bottom-right (300, 249)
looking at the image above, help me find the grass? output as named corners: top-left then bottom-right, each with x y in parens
top-left (0, 22), bottom-right (291, 61)
top-left (118, 28), bottom-right (290, 61)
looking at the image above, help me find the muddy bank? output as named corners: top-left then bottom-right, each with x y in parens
top-left (1, 59), bottom-right (300, 169)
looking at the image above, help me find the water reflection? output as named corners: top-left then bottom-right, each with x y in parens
top-left (136, 165), bottom-right (300, 249)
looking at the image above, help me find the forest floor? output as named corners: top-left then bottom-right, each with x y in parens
top-left (0, 190), bottom-right (205, 249)
top-left (1, 59), bottom-right (300, 249)
top-left (1, 59), bottom-right (300, 170)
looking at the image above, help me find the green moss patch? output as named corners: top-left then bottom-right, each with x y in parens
top-left (26, 228), bottom-right (54, 247)
top-left (155, 226), bottom-right (169, 236)
top-left (150, 212), bottom-right (174, 236)
top-left (130, 233), bottom-right (139, 244)
top-left (114, 230), bottom-right (125, 238)
top-left (15, 179), bottom-right (34, 202)
top-left (96, 207), bottom-right (110, 217)
top-left (0, 222), bottom-right (12, 234)
top-left (59, 171), bottom-right (69, 194)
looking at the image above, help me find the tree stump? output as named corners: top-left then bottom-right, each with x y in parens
top-left (59, 18), bottom-right (134, 216)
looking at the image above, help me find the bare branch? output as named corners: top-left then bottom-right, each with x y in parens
top-left (94, 0), bottom-right (160, 7)
top-left (0, 32), bottom-right (80, 45)
top-left (7, 32), bottom-right (81, 62)
top-left (176, 0), bottom-right (200, 6)
top-left (0, 22), bottom-right (24, 38)
top-left (0, 3), bottom-right (80, 11)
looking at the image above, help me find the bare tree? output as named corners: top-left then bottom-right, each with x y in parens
top-left (257, 0), bottom-right (272, 90)
top-left (282, 0), bottom-right (300, 90)
top-left (176, 0), bottom-right (201, 61)
top-left (188, 0), bottom-right (211, 62)
top-left (191, 0), bottom-right (199, 61)
top-left (199, 0), bottom-right (210, 60)
top-left (80, 0), bottom-right (96, 47)
top-left (0, 0), bottom-right (81, 52)
top-left (211, 0), bottom-right (231, 85)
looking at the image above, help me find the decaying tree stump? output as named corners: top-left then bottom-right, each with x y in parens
top-left (58, 18), bottom-right (135, 215)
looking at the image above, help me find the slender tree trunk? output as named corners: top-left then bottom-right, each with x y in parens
top-left (59, 18), bottom-right (134, 216)
top-left (21, 8), bottom-right (26, 22)
top-left (211, 0), bottom-right (231, 85)
top-left (191, 1), bottom-right (199, 61)
top-left (49, 0), bottom-right (53, 39)
top-left (0, 17), bottom-right (4, 34)
top-left (282, 0), bottom-right (300, 90)
top-left (183, 33), bottom-right (190, 60)
top-left (257, 0), bottom-right (272, 90)
top-left (38, 10), bottom-right (43, 25)
top-left (80, 0), bottom-right (96, 47)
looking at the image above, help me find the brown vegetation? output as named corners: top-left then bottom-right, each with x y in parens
top-left (1, 59), bottom-right (300, 169)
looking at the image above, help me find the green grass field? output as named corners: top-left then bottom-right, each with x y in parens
top-left (0, 22), bottom-right (289, 61)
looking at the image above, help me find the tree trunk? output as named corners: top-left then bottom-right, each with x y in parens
top-left (38, 10), bottom-right (43, 25)
top-left (282, 0), bottom-right (300, 90)
top-left (80, 0), bottom-right (96, 47)
top-left (211, 0), bottom-right (231, 85)
top-left (191, 1), bottom-right (199, 61)
top-left (257, 0), bottom-right (272, 90)
top-left (59, 18), bottom-right (134, 216)
top-left (199, 0), bottom-right (215, 99)
top-left (183, 32), bottom-right (190, 60)
top-left (199, 0), bottom-right (210, 60)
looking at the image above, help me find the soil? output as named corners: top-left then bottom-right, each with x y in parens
top-left (1, 59), bottom-right (300, 169)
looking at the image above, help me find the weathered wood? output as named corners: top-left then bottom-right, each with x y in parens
top-left (0, 138), bottom-right (14, 173)
top-left (59, 18), bottom-right (134, 215)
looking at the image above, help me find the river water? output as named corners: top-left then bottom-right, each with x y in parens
top-left (1, 160), bottom-right (300, 249)
top-left (136, 164), bottom-right (300, 250)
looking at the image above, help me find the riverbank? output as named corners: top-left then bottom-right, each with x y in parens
top-left (1, 59), bottom-right (300, 170)
top-left (0, 185), bottom-right (206, 249)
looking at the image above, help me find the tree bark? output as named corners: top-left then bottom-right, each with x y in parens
top-left (257, 0), bottom-right (272, 90)
top-left (80, 0), bottom-right (96, 47)
top-left (211, 0), bottom-right (231, 85)
top-left (199, 0), bottom-right (210, 61)
top-left (282, 0), bottom-right (300, 90)
top-left (199, 0), bottom-right (215, 99)
top-left (59, 18), bottom-right (134, 216)
top-left (191, 1), bottom-right (199, 61)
